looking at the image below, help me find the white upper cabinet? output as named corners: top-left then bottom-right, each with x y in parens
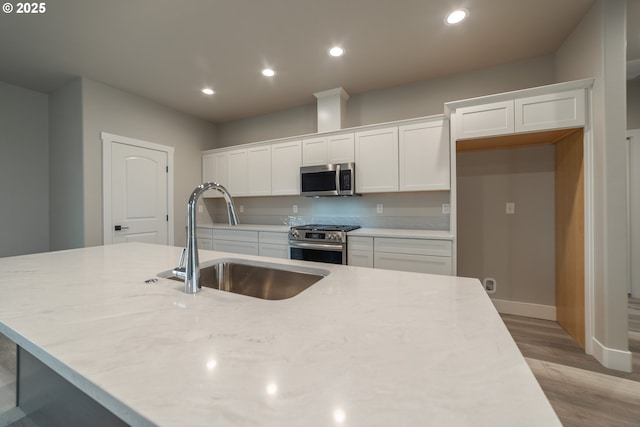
top-left (302, 132), bottom-right (354, 166)
top-left (399, 119), bottom-right (450, 191)
top-left (227, 148), bottom-right (248, 196)
top-left (302, 136), bottom-right (327, 166)
top-left (271, 140), bottom-right (302, 195)
top-left (455, 100), bottom-right (515, 140)
top-left (452, 86), bottom-right (587, 140)
top-left (202, 151), bottom-right (229, 198)
top-left (355, 126), bottom-right (399, 193)
top-left (202, 116), bottom-right (451, 198)
top-left (327, 133), bottom-right (355, 164)
top-left (515, 89), bottom-right (585, 133)
top-left (247, 145), bottom-right (271, 196)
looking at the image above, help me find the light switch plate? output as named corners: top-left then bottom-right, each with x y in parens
top-left (442, 204), bottom-right (450, 214)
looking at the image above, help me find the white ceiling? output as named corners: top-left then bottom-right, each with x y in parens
top-left (0, 0), bottom-right (633, 124)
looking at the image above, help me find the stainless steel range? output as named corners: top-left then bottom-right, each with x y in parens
top-left (289, 224), bottom-right (361, 265)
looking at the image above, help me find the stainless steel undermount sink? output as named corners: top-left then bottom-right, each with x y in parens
top-left (157, 258), bottom-right (329, 300)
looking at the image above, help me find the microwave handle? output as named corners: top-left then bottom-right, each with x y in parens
top-left (335, 163), bottom-right (341, 193)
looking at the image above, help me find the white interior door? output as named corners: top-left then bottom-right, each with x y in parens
top-left (629, 130), bottom-right (640, 298)
top-left (103, 133), bottom-right (173, 245)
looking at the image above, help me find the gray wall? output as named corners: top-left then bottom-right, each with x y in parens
top-left (629, 78), bottom-right (640, 130)
top-left (49, 79), bottom-right (84, 251)
top-left (0, 82), bottom-right (49, 257)
top-left (457, 145), bottom-right (556, 306)
top-left (81, 78), bottom-right (218, 247)
top-left (216, 55), bottom-right (556, 146)
top-left (555, 0), bottom-right (628, 353)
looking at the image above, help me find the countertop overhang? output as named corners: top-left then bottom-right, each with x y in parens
top-left (0, 243), bottom-right (559, 426)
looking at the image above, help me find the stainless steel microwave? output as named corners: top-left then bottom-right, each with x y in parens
top-left (300, 163), bottom-right (358, 197)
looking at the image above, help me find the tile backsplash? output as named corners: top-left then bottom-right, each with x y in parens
top-left (200, 191), bottom-right (450, 230)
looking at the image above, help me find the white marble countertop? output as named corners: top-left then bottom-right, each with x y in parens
top-left (0, 243), bottom-right (559, 426)
top-left (197, 223), bottom-right (454, 240)
top-left (196, 223), bottom-right (291, 232)
top-left (350, 228), bottom-right (454, 240)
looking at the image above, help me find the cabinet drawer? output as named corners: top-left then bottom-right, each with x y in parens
top-left (213, 240), bottom-right (259, 256)
top-left (374, 237), bottom-right (452, 257)
top-left (374, 253), bottom-right (452, 276)
top-left (348, 236), bottom-right (373, 252)
top-left (212, 229), bottom-right (258, 243)
top-left (259, 231), bottom-right (289, 245)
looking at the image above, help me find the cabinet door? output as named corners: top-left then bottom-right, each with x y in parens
top-left (354, 127), bottom-right (399, 193)
top-left (196, 237), bottom-right (213, 250)
top-left (227, 149), bottom-right (248, 196)
top-left (515, 89), bottom-right (585, 133)
top-left (374, 252), bottom-right (452, 275)
top-left (202, 152), bottom-right (228, 198)
top-left (272, 140), bottom-right (302, 195)
top-left (348, 250), bottom-right (374, 268)
top-left (455, 100), bottom-right (514, 139)
top-left (302, 136), bottom-right (328, 166)
top-left (248, 145), bottom-right (272, 196)
top-left (328, 133), bottom-right (355, 164)
top-left (259, 243), bottom-right (289, 259)
top-left (399, 120), bottom-right (450, 191)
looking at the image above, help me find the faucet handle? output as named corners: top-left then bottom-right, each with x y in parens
top-left (177, 247), bottom-right (186, 269)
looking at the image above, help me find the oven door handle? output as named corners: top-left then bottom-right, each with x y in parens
top-left (288, 241), bottom-right (345, 251)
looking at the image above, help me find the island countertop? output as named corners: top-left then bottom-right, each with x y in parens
top-left (0, 243), bottom-right (560, 426)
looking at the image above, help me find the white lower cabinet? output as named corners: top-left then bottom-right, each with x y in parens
top-left (212, 229), bottom-right (259, 256)
top-left (374, 237), bottom-right (452, 275)
top-left (348, 235), bottom-right (452, 275)
top-left (374, 252), bottom-right (452, 275)
top-left (195, 228), bottom-right (289, 259)
top-left (258, 231), bottom-right (289, 259)
top-left (347, 236), bottom-right (374, 268)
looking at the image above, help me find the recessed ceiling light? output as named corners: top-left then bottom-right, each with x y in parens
top-left (446, 9), bottom-right (468, 25)
top-left (262, 68), bottom-right (276, 77)
top-left (329, 46), bottom-right (344, 57)
top-left (201, 88), bottom-right (215, 95)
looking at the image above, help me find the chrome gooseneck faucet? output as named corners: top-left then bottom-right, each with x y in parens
top-left (174, 182), bottom-right (239, 294)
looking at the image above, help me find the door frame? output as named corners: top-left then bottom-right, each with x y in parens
top-left (628, 129), bottom-right (640, 298)
top-left (102, 132), bottom-right (175, 246)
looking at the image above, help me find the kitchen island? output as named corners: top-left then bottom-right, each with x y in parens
top-left (0, 243), bottom-right (560, 426)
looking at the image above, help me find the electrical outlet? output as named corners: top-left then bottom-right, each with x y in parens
top-left (506, 202), bottom-right (515, 215)
top-left (376, 204), bottom-right (383, 214)
top-left (483, 278), bottom-right (497, 293)
top-left (239, 205), bottom-right (244, 213)
top-left (293, 205), bottom-right (298, 213)
top-left (442, 203), bottom-right (450, 214)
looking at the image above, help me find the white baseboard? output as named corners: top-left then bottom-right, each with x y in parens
top-left (591, 336), bottom-right (633, 372)
top-left (491, 298), bottom-right (557, 321)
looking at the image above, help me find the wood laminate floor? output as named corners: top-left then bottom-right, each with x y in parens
top-left (502, 313), bottom-right (640, 427)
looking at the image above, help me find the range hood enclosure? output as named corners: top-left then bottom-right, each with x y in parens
top-left (314, 88), bottom-right (349, 132)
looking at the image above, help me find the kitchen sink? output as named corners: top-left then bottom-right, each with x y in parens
top-left (157, 258), bottom-right (329, 300)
